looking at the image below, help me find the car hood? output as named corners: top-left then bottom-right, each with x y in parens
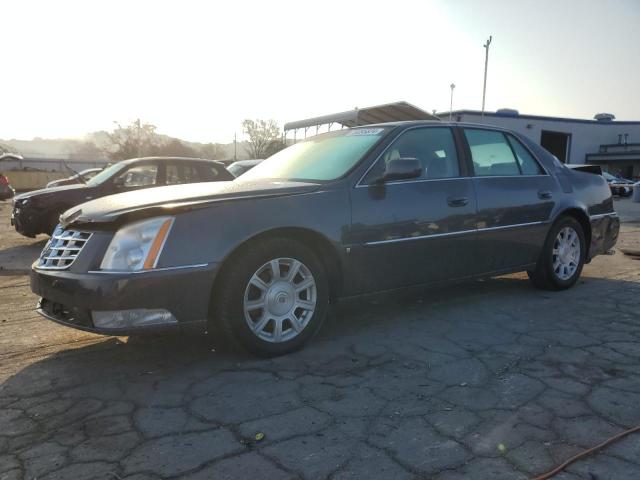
top-left (14, 183), bottom-right (87, 201)
top-left (63, 179), bottom-right (322, 227)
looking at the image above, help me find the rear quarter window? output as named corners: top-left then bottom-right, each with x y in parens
top-left (507, 135), bottom-right (545, 175)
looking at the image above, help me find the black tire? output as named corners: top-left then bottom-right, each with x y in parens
top-left (210, 237), bottom-right (329, 356)
top-left (528, 216), bottom-right (586, 291)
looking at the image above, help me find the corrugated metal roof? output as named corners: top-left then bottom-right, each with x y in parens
top-left (284, 101), bottom-right (439, 131)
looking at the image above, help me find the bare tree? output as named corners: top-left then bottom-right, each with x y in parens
top-left (0, 142), bottom-right (18, 155)
top-left (264, 139), bottom-right (286, 158)
top-left (242, 119), bottom-right (281, 159)
top-left (200, 143), bottom-right (226, 160)
top-left (68, 140), bottom-right (104, 160)
top-left (156, 139), bottom-right (198, 157)
top-left (104, 119), bottom-right (163, 161)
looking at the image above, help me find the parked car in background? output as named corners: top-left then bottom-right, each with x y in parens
top-left (46, 168), bottom-right (104, 188)
top-left (0, 174), bottom-right (15, 200)
top-left (603, 172), bottom-right (633, 197)
top-left (30, 122), bottom-right (619, 356)
top-left (227, 159), bottom-right (264, 177)
top-left (12, 157), bottom-right (233, 237)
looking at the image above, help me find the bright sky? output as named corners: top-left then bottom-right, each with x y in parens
top-left (3, 0), bottom-right (639, 143)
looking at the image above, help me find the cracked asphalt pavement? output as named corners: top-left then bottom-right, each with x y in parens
top-left (1, 200), bottom-right (640, 479)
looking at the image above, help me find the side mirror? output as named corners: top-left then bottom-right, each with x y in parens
top-left (381, 157), bottom-right (422, 182)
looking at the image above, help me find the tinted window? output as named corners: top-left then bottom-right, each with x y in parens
top-left (464, 129), bottom-right (520, 176)
top-left (206, 165), bottom-right (223, 180)
top-left (364, 127), bottom-right (459, 183)
top-left (166, 163), bottom-right (201, 185)
top-left (116, 164), bottom-right (158, 187)
top-left (507, 135), bottom-right (544, 175)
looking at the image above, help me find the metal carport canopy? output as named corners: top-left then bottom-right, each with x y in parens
top-left (283, 101), bottom-right (439, 131)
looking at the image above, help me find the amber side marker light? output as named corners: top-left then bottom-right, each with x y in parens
top-left (143, 218), bottom-right (173, 269)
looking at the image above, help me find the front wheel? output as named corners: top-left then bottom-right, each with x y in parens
top-left (528, 216), bottom-right (586, 291)
top-left (211, 238), bottom-right (329, 356)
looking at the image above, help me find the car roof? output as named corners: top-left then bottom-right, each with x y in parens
top-left (231, 159), bottom-right (263, 166)
top-left (119, 156), bottom-right (226, 166)
top-left (356, 120), bottom-right (517, 133)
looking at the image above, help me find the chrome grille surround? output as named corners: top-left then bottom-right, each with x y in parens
top-left (37, 226), bottom-right (92, 270)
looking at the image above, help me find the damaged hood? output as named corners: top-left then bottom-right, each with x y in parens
top-left (61, 179), bottom-right (322, 227)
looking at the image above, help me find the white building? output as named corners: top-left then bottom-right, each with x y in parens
top-left (439, 109), bottom-right (640, 179)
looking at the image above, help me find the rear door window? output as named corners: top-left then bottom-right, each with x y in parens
top-left (464, 129), bottom-right (520, 176)
top-left (166, 163), bottom-right (201, 185)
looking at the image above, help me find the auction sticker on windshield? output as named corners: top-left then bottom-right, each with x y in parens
top-left (346, 128), bottom-right (385, 136)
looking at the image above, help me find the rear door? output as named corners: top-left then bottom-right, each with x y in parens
top-left (348, 126), bottom-right (478, 293)
top-left (462, 128), bottom-right (559, 273)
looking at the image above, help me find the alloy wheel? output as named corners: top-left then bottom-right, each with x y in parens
top-left (552, 226), bottom-right (581, 280)
top-left (243, 257), bottom-right (317, 343)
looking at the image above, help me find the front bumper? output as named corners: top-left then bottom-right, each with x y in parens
top-left (588, 212), bottom-right (620, 260)
top-left (11, 204), bottom-right (45, 237)
top-left (31, 263), bottom-right (218, 335)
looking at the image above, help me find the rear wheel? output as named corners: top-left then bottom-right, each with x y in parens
top-left (528, 216), bottom-right (586, 290)
top-left (211, 238), bottom-right (329, 356)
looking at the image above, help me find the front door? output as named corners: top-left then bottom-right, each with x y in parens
top-left (462, 128), bottom-right (559, 273)
top-left (347, 126), bottom-right (477, 294)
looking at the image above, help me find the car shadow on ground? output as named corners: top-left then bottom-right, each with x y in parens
top-left (0, 272), bottom-right (633, 374)
top-left (0, 239), bottom-right (47, 274)
top-left (2, 274), bottom-right (639, 478)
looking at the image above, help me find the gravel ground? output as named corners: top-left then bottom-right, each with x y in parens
top-left (1, 199), bottom-right (639, 480)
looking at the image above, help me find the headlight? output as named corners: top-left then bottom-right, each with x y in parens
top-left (100, 216), bottom-right (174, 271)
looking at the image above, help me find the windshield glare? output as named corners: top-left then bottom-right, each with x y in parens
top-left (86, 163), bottom-right (126, 187)
top-left (239, 128), bottom-right (388, 182)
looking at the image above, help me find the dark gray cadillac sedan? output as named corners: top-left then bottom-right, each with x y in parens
top-left (31, 122), bottom-right (619, 355)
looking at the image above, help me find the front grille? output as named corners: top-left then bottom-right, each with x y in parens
top-left (37, 226), bottom-right (92, 270)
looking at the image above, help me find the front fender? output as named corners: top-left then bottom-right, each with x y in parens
top-left (158, 189), bottom-right (350, 268)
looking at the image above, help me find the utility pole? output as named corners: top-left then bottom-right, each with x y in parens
top-left (481, 35), bottom-right (492, 122)
top-left (136, 118), bottom-right (142, 158)
top-left (449, 83), bottom-right (456, 121)
top-left (233, 133), bottom-right (237, 161)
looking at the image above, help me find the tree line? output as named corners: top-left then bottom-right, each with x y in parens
top-left (1, 118), bottom-right (286, 162)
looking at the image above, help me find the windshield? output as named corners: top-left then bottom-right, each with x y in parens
top-left (602, 172), bottom-right (616, 181)
top-left (86, 163), bottom-right (127, 187)
top-left (239, 128), bottom-right (388, 182)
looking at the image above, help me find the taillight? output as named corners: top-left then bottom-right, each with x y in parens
top-left (0, 175), bottom-right (9, 186)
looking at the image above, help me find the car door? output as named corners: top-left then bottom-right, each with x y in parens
top-left (462, 128), bottom-right (560, 273)
top-left (347, 126), bottom-right (478, 293)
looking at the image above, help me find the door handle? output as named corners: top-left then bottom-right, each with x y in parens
top-left (447, 196), bottom-right (469, 207)
top-left (538, 190), bottom-right (553, 199)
